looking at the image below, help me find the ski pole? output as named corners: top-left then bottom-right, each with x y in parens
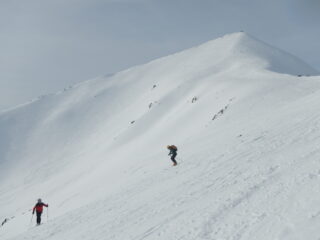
top-left (29, 214), bottom-right (33, 226)
top-left (47, 207), bottom-right (49, 222)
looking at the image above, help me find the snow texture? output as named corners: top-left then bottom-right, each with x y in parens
top-left (1, 32), bottom-right (320, 240)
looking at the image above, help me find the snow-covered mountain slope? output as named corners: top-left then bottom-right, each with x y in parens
top-left (1, 32), bottom-right (320, 240)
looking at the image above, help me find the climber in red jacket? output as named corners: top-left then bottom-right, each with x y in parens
top-left (32, 199), bottom-right (48, 225)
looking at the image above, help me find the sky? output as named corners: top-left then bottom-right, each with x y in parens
top-left (0, 0), bottom-right (319, 110)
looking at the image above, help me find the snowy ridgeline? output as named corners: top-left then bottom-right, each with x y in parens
top-left (0, 32), bottom-right (320, 240)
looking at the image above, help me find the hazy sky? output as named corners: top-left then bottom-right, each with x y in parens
top-left (0, 0), bottom-right (319, 110)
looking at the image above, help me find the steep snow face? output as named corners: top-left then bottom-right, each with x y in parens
top-left (0, 32), bottom-right (320, 240)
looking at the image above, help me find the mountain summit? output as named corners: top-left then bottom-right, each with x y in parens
top-left (206, 32), bottom-right (318, 75)
top-left (142, 32), bottom-right (318, 77)
top-left (1, 33), bottom-right (320, 240)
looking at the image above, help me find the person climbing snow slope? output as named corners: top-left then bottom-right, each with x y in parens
top-left (167, 145), bottom-right (178, 166)
top-left (32, 199), bottom-right (48, 225)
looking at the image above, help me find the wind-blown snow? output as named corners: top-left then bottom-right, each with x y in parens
top-left (1, 32), bottom-right (320, 240)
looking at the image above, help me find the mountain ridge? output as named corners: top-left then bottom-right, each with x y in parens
top-left (1, 32), bottom-right (318, 116)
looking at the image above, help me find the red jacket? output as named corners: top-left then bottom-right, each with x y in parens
top-left (33, 202), bottom-right (48, 213)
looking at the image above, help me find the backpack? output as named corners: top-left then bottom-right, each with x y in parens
top-left (170, 145), bottom-right (178, 150)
